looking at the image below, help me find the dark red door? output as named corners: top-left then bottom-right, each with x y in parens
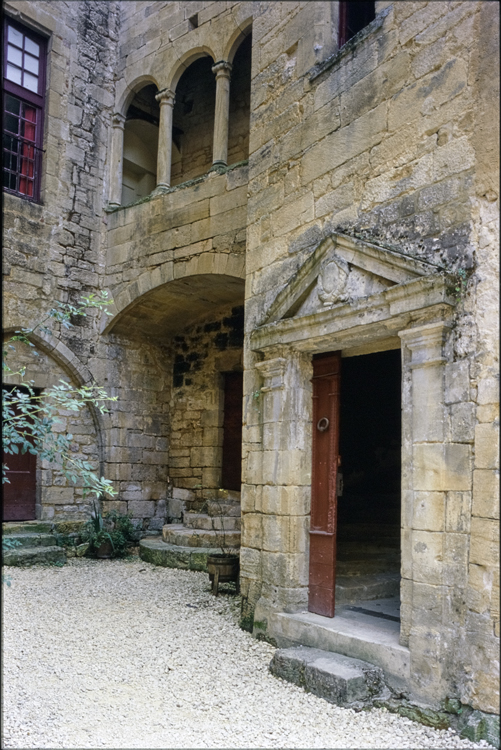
top-left (2, 386), bottom-right (38, 521)
top-left (221, 371), bottom-right (243, 491)
top-left (309, 352), bottom-right (341, 617)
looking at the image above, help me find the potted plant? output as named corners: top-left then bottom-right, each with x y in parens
top-left (206, 500), bottom-right (240, 596)
top-left (81, 500), bottom-right (136, 559)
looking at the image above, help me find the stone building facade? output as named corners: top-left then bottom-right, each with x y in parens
top-left (2, 0), bottom-right (499, 724)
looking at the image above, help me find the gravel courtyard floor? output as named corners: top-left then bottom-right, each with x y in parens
top-left (2, 556), bottom-right (495, 749)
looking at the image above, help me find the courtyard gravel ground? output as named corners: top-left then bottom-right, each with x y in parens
top-left (2, 556), bottom-right (495, 750)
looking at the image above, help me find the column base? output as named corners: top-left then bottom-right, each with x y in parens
top-left (151, 184), bottom-right (170, 195)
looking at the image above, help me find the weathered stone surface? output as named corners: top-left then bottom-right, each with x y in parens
top-left (270, 646), bottom-right (385, 707)
top-left (139, 537), bottom-right (222, 572)
top-left (2, 546), bottom-right (66, 567)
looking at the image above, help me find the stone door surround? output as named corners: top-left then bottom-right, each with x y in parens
top-left (247, 233), bottom-right (458, 701)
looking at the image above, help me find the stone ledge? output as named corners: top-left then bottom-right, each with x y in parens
top-left (2, 545), bottom-right (66, 567)
top-left (139, 537), bottom-right (226, 572)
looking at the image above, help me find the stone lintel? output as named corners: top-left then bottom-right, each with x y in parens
top-left (251, 277), bottom-right (451, 354)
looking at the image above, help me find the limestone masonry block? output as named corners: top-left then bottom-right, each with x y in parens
top-left (445, 492), bottom-right (472, 534)
top-left (411, 530), bottom-right (444, 585)
top-left (472, 470), bottom-right (500, 520)
top-left (413, 443), bottom-right (472, 491)
top-left (474, 423), bottom-right (500, 470)
top-left (412, 491), bottom-right (445, 532)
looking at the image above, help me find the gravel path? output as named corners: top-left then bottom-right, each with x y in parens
top-left (2, 557), bottom-right (495, 749)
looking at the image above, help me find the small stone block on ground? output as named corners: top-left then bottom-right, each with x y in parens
top-left (270, 646), bottom-right (386, 707)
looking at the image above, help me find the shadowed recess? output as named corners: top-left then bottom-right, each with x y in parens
top-left (108, 274), bottom-right (245, 342)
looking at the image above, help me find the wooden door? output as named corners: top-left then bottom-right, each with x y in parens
top-left (221, 371), bottom-right (243, 491)
top-left (2, 387), bottom-right (38, 521)
top-left (309, 352), bottom-right (341, 617)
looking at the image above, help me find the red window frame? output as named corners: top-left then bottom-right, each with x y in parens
top-left (338, 2), bottom-right (376, 48)
top-left (3, 17), bottom-right (47, 202)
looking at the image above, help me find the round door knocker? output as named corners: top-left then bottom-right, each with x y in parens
top-left (317, 417), bottom-right (329, 432)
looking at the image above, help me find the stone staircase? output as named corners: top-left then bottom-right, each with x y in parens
top-left (2, 521), bottom-right (66, 566)
top-left (335, 524), bottom-right (401, 604)
top-left (140, 490), bottom-right (241, 571)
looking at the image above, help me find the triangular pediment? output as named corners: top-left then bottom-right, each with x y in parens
top-left (263, 232), bottom-right (440, 325)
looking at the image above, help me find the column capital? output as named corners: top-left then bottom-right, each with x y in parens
top-left (255, 357), bottom-right (287, 392)
top-left (212, 60), bottom-right (232, 79)
top-left (111, 112), bottom-right (126, 129)
top-left (399, 321), bottom-right (452, 368)
top-left (155, 88), bottom-right (176, 106)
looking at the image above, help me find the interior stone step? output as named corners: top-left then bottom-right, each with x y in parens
top-left (206, 501), bottom-right (241, 517)
top-left (270, 646), bottom-right (387, 708)
top-left (211, 489), bottom-right (241, 504)
top-left (2, 545), bottom-right (66, 567)
top-left (335, 573), bottom-right (400, 604)
top-left (162, 524), bottom-right (240, 549)
top-left (337, 557), bottom-right (400, 575)
top-left (140, 537), bottom-right (226, 572)
top-left (183, 512), bottom-right (241, 531)
top-left (2, 533), bottom-right (58, 549)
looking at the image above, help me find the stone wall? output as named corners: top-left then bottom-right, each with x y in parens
top-left (238, 0), bottom-right (499, 715)
top-left (169, 304), bottom-right (244, 506)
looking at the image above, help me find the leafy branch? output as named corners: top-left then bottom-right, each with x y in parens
top-left (2, 292), bottom-right (117, 500)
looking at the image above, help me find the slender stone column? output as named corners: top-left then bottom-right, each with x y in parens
top-left (108, 112), bottom-right (126, 207)
top-left (155, 88), bottom-right (175, 189)
top-left (211, 61), bottom-right (232, 167)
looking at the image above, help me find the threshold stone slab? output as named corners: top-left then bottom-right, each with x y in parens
top-left (270, 646), bottom-right (386, 707)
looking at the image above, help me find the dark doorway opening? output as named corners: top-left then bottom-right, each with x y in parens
top-left (2, 385), bottom-right (39, 521)
top-left (221, 371), bottom-right (243, 491)
top-left (337, 348), bottom-right (401, 607)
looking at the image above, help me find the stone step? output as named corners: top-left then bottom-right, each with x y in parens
top-left (183, 512), bottom-right (241, 531)
top-left (337, 557), bottom-right (400, 575)
top-left (139, 537), bottom-right (227, 572)
top-left (3, 521), bottom-right (54, 535)
top-left (2, 545), bottom-right (66, 567)
top-left (162, 524), bottom-right (240, 549)
top-left (335, 573), bottom-right (400, 604)
top-left (211, 489), bottom-right (241, 504)
top-left (2, 533), bottom-right (58, 549)
top-left (270, 646), bottom-right (387, 708)
top-left (206, 501), bottom-right (241, 517)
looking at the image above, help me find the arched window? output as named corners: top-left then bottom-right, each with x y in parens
top-left (227, 32), bottom-right (251, 165)
top-left (171, 57), bottom-right (216, 186)
top-left (122, 84), bottom-right (159, 204)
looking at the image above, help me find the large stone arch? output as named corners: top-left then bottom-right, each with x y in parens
top-left (3, 326), bottom-right (109, 474)
top-left (2, 328), bottom-right (112, 519)
top-left (101, 251), bottom-right (245, 339)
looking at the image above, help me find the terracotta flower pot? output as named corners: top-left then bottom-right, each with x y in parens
top-left (95, 540), bottom-right (113, 559)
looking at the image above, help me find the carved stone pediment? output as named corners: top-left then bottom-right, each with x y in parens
top-left (262, 232), bottom-right (439, 326)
